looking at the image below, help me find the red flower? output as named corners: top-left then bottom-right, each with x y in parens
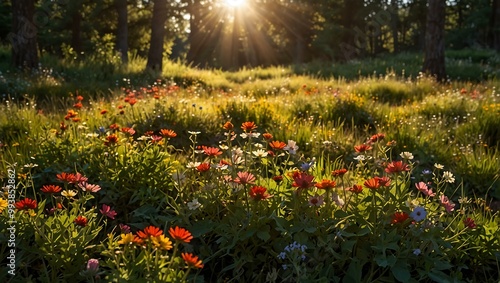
top-left (105, 134), bottom-right (119, 146)
top-left (128, 98), bottom-right (137, 105)
top-left (181, 253), bottom-right (204, 269)
top-left (375, 176), bottom-right (391, 187)
top-left (241, 121), bottom-right (257, 132)
top-left (169, 226), bottom-right (193, 243)
top-left (223, 121), bottom-right (234, 130)
top-left (202, 146), bottom-right (222, 157)
top-left (56, 172), bottom-right (77, 183)
top-left (292, 172), bottom-right (315, 190)
top-left (385, 161), bottom-right (410, 174)
top-left (196, 163), bottom-right (211, 172)
top-left (364, 177), bottom-right (380, 190)
top-left (354, 144), bottom-right (372, 153)
top-left (315, 179), bottom-right (336, 190)
top-left (272, 175), bottom-right (283, 183)
top-left (100, 109), bottom-right (108, 115)
top-left (391, 212), bottom-right (409, 224)
top-left (15, 198), bottom-right (37, 210)
top-left (233, 171), bottom-right (256, 185)
top-left (331, 168), bottom-right (348, 177)
top-left (41, 185), bottom-right (62, 194)
top-left (269, 141), bottom-right (286, 150)
top-left (160, 129), bottom-right (177, 138)
top-left (73, 102), bottom-right (83, 109)
top-left (76, 95), bottom-right (84, 101)
top-left (369, 133), bottom-right (385, 143)
top-left (249, 186), bottom-right (272, 201)
top-left (137, 225), bottom-right (163, 239)
top-left (74, 216), bottom-right (88, 227)
top-left (121, 127), bottom-right (136, 135)
top-left (60, 122), bottom-right (68, 131)
top-left (348, 184), bottom-right (363, 194)
top-left (109, 123), bottom-right (120, 130)
top-left (463, 217), bottom-right (477, 229)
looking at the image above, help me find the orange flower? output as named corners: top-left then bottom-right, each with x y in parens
top-left (223, 121), bottom-right (234, 130)
top-left (74, 215), bottom-right (88, 227)
top-left (41, 185), bottom-right (62, 194)
top-left (391, 212), bottom-right (409, 224)
top-left (202, 146), bottom-right (222, 157)
top-left (137, 225), bottom-right (164, 239)
top-left (241, 121), bottom-right (257, 132)
top-left (354, 144), bottom-right (372, 153)
top-left (364, 177), bottom-right (380, 190)
top-left (385, 161), bottom-right (410, 174)
top-left (100, 109), bottom-right (108, 115)
top-left (269, 140), bottom-right (286, 150)
top-left (331, 168), bottom-right (348, 177)
top-left (315, 179), bottom-right (336, 190)
top-left (76, 95), bottom-right (84, 101)
top-left (262, 133), bottom-right (273, 140)
top-left (71, 117), bottom-right (81, 122)
top-left (15, 198), bottom-right (37, 210)
top-left (73, 102), bottom-right (83, 109)
top-left (169, 226), bottom-right (193, 243)
top-left (65, 110), bottom-right (78, 119)
top-left (181, 253), bottom-right (204, 269)
top-left (160, 129), bottom-right (177, 138)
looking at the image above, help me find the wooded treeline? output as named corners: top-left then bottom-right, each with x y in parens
top-left (2, 0), bottom-right (500, 72)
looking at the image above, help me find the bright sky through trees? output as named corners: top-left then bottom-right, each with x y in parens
top-left (223, 0), bottom-right (247, 8)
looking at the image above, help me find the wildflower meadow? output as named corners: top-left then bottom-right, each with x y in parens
top-left (1, 57), bottom-right (500, 282)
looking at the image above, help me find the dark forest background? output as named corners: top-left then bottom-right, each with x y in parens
top-left (2, 0), bottom-right (500, 72)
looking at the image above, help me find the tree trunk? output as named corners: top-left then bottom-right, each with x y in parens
top-left (492, 0), bottom-right (500, 51)
top-left (10, 0), bottom-right (38, 69)
top-left (115, 0), bottom-right (128, 64)
top-left (390, 0), bottom-right (399, 53)
top-left (422, 0), bottom-right (446, 81)
top-left (146, 0), bottom-right (167, 72)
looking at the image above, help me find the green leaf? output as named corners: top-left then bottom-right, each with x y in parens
top-left (256, 230), bottom-right (270, 241)
top-left (342, 258), bottom-right (362, 283)
top-left (189, 220), bottom-right (214, 237)
top-left (391, 260), bottom-right (411, 282)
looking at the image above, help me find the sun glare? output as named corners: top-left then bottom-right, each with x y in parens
top-left (224, 0), bottom-right (246, 8)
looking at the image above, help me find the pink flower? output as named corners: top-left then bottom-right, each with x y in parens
top-left (308, 195), bottom-right (324, 207)
top-left (100, 204), bottom-right (117, 220)
top-left (86, 258), bottom-right (99, 275)
top-left (78, 182), bottom-right (102, 193)
top-left (439, 195), bottom-right (455, 213)
top-left (463, 217), bottom-right (477, 229)
top-left (415, 182), bottom-right (436, 197)
top-left (233, 171), bottom-right (256, 185)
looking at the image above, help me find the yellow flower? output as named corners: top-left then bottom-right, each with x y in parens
top-left (61, 190), bottom-right (77, 198)
top-left (0, 198), bottom-right (7, 213)
top-left (117, 233), bottom-right (135, 245)
top-left (151, 235), bottom-right (173, 251)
